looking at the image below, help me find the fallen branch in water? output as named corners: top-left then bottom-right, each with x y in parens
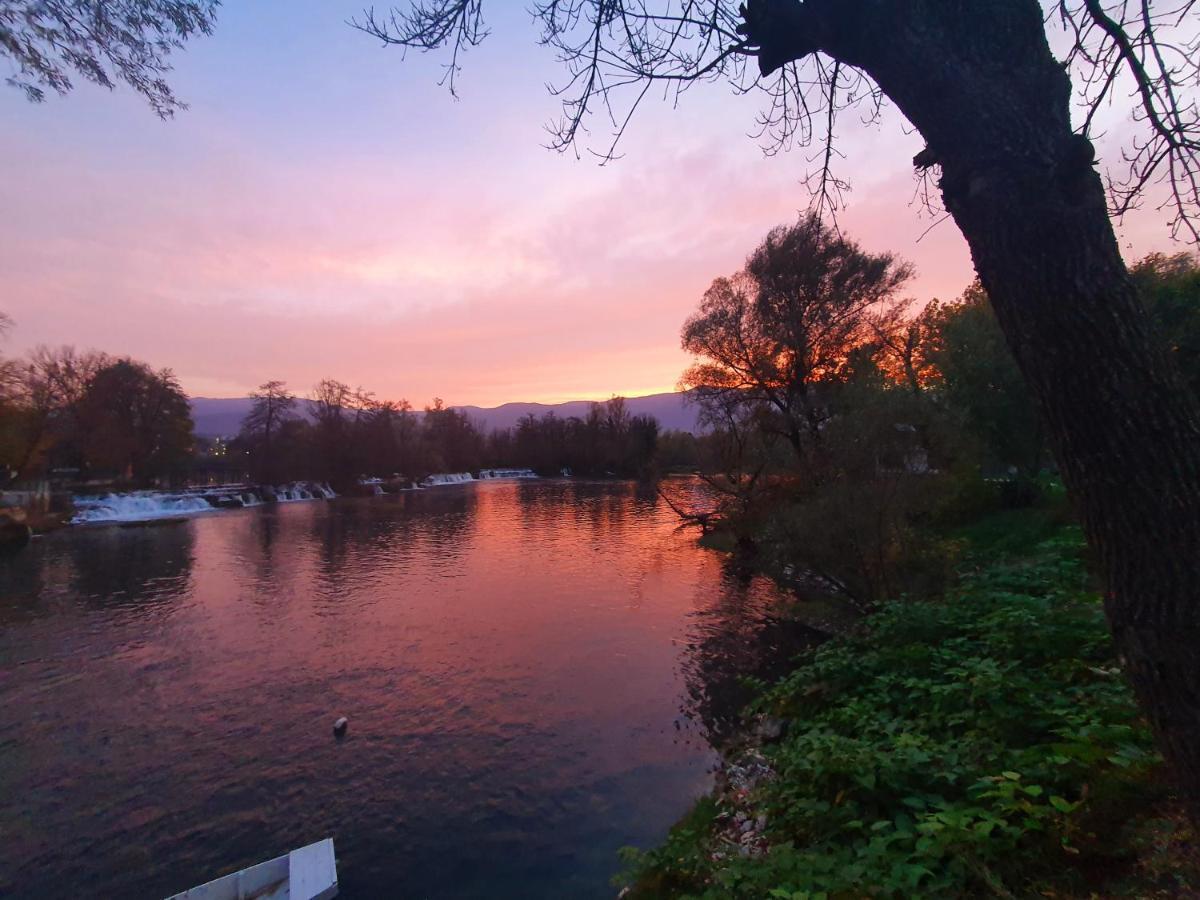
top-left (656, 485), bottom-right (722, 534)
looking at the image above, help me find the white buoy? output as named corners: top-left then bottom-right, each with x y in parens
top-left (333, 716), bottom-right (348, 736)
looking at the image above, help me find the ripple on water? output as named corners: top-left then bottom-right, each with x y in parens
top-left (0, 479), bottom-right (812, 899)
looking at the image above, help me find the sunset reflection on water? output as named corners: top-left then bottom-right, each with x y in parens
top-left (0, 479), bottom-right (808, 899)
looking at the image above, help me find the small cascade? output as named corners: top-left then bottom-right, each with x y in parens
top-left (273, 481), bottom-right (336, 502)
top-left (421, 472), bottom-right (476, 487)
top-left (357, 478), bottom-right (386, 496)
top-left (72, 491), bottom-right (215, 524)
top-left (72, 480), bottom-right (338, 525)
top-left (478, 468), bottom-right (538, 480)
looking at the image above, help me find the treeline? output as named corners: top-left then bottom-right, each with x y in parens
top-left (0, 343), bottom-right (193, 485)
top-left (0, 323), bottom-right (668, 488)
top-left (235, 383), bottom-right (662, 488)
top-left (671, 214), bottom-right (1200, 606)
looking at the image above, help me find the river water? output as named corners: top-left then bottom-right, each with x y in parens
top-left (0, 479), bottom-right (817, 898)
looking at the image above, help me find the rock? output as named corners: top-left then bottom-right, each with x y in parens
top-left (333, 716), bottom-right (348, 737)
top-left (754, 716), bottom-right (786, 743)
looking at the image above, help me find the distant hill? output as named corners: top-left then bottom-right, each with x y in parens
top-left (190, 391), bottom-right (701, 438)
top-left (190, 397), bottom-right (256, 438)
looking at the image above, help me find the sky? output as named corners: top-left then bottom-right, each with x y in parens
top-left (0, 2), bottom-right (1184, 406)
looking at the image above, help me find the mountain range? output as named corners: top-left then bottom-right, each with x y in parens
top-left (189, 391), bottom-right (701, 438)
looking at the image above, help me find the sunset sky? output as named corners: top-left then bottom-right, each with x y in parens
top-left (0, 2), bottom-right (1180, 407)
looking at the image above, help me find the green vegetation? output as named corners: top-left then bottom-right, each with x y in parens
top-left (620, 508), bottom-right (1197, 898)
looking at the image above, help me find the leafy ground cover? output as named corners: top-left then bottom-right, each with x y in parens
top-left (621, 509), bottom-right (1198, 898)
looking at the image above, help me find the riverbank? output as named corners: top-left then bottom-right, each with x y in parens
top-left (619, 506), bottom-right (1199, 898)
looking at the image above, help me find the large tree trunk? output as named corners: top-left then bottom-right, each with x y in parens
top-left (766, 0), bottom-right (1200, 811)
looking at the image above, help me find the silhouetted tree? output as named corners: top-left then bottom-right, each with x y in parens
top-left (360, 398), bottom-right (418, 478)
top-left (77, 358), bottom-right (193, 483)
top-left (682, 215), bottom-right (912, 466)
top-left (2, 345), bottom-right (112, 479)
top-left (308, 378), bottom-right (353, 485)
top-left (0, 0), bottom-right (218, 116)
top-left (363, 0), bottom-right (1200, 806)
top-left (422, 397), bottom-right (484, 473)
top-left (239, 380), bottom-right (297, 484)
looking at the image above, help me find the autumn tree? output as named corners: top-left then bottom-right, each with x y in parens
top-left (682, 215), bottom-right (912, 466)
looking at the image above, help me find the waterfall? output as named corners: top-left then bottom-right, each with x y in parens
top-left (72, 492), bottom-right (215, 524)
top-left (478, 468), bottom-right (538, 480)
top-left (421, 472), bottom-right (476, 487)
top-left (72, 480), bottom-right (337, 524)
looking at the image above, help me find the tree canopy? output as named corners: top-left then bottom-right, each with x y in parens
top-left (681, 213), bottom-right (912, 458)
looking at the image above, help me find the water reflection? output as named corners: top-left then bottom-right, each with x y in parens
top-left (0, 480), bottom-right (803, 899)
top-left (680, 557), bottom-right (827, 743)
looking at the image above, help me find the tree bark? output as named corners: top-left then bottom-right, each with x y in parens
top-left (762, 0), bottom-right (1200, 811)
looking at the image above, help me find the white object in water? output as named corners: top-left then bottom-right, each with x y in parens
top-left (165, 837), bottom-right (337, 900)
top-left (333, 716), bottom-right (348, 736)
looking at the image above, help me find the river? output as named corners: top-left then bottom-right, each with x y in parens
top-left (0, 479), bottom-right (818, 898)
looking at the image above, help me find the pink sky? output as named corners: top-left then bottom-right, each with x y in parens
top-left (0, 3), bottom-right (1183, 407)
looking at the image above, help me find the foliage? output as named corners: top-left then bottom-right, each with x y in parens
top-left (1132, 252), bottom-right (1200, 397)
top-left (485, 397), bottom-right (659, 478)
top-left (681, 213), bottom-right (912, 464)
top-left (76, 358), bottom-right (194, 482)
top-left (0, 0), bottom-right (218, 116)
top-left (919, 283), bottom-right (1047, 481)
top-left (622, 521), bottom-right (1166, 898)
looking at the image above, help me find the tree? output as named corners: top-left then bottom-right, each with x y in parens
top-left (363, 0), bottom-right (1200, 811)
top-left (1132, 252), bottom-right (1200, 396)
top-left (77, 358), bottom-right (193, 483)
top-left (360, 397), bottom-right (417, 478)
top-left (422, 397), bottom-right (484, 473)
top-left (681, 215), bottom-right (912, 465)
top-left (239, 380), bottom-right (297, 484)
top-left (0, 314), bottom-right (20, 482)
top-left (922, 283), bottom-right (1046, 481)
top-left (1, 345), bottom-right (112, 479)
top-left (0, 0), bottom-right (218, 116)
top-left (308, 378), bottom-right (353, 485)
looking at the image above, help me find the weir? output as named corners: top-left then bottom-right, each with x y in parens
top-left (72, 482), bottom-right (338, 524)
